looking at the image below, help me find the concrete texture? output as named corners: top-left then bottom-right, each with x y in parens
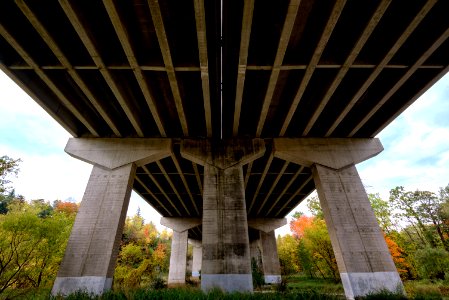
top-left (192, 242), bottom-right (202, 279)
top-left (341, 272), bottom-right (404, 300)
top-left (168, 230), bottom-right (188, 286)
top-left (181, 139), bottom-right (265, 169)
top-left (52, 163), bottom-right (135, 295)
top-left (181, 139), bottom-right (265, 292)
top-left (52, 277), bottom-right (112, 296)
top-left (312, 164), bottom-right (404, 298)
top-left (260, 231), bottom-right (282, 284)
top-left (65, 138), bottom-right (171, 169)
top-left (161, 217), bottom-right (201, 232)
top-left (201, 164), bottom-right (253, 292)
top-left (273, 138), bottom-right (383, 169)
top-left (248, 218), bottom-right (287, 233)
top-left (201, 274), bottom-right (253, 293)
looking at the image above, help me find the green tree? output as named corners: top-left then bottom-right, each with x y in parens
top-left (390, 186), bottom-right (448, 251)
top-left (0, 201), bottom-right (74, 297)
top-left (369, 193), bottom-right (394, 234)
top-left (276, 234), bottom-right (300, 275)
top-left (414, 247), bottom-right (449, 280)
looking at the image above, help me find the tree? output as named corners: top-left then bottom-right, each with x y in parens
top-left (369, 193), bottom-right (394, 234)
top-left (414, 247), bottom-right (449, 280)
top-left (276, 234), bottom-right (300, 275)
top-left (0, 201), bottom-right (74, 297)
top-left (307, 196), bottom-right (324, 219)
top-left (290, 214), bottom-right (314, 239)
top-left (0, 156), bottom-right (21, 194)
top-left (390, 186), bottom-right (448, 251)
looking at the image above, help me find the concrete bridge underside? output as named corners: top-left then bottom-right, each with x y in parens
top-left (1, 0), bottom-right (449, 299)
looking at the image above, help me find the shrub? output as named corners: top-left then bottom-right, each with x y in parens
top-left (414, 248), bottom-right (449, 280)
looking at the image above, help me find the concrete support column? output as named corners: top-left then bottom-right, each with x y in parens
top-left (52, 164), bottom-right (135, 295)
top-left (260, 231), bottom-right (282, 284)
top-left (274, 138), bottom-right (404, 299)
top-left (52, 138), bottom-right (171, 296)
top-left (190, 240), bottom-right (202, 279)
top-left (168, 230), bottom-right (188, 286)
top-left (313, 164), bottom-right (403, 299)
top-left (181, 139), bottom-right (265, 292)
top-left (248, 218), bottom-right (286, 285)
top-left (161, 217), bottom-right (201, 286)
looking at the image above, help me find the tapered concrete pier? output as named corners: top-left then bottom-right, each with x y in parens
top-left (274, 138), bottom-right (404, 299)
top-left (181, 139), bottom-right (265, 292)
top-left (52, 139), bottom-right (171, 296)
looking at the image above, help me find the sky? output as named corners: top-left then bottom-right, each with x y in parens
top-left (1, 70), bottom-right (449, 236)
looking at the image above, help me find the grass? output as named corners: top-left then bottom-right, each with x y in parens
top-left (5, 278), bottom-right (449, 300)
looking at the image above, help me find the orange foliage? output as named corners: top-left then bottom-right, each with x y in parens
top-left (152, 243), bottom-right (167, 267)
top-left (290, 215), bottom-right (314, 239)
top-left (55, 201), bottom-right (78, 216)
top-left (384, 234), bottom-right (411, 278)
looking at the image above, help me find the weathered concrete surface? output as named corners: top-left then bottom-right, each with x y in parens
top-left (181, 139), bottom-right (265, 169)
top-left (65, 138), bottom-right (171, 169)
top-left (168, 230), bottom-right (188, 286)
top-left (52, 163), bottom-right (135, 295)
top-left (273, 138), bottom-right (383, 169)
top-left (191, 241), bottom-right (202, 279)
top-left (201, 164), bottom-right (253, 292)
top-left (161, 217), bottom-right (201, 232)
top-left (312, 164), bottom-right (404, 299)
top-left (248, 218), bottom-right (287, 233)
top-left (260, 231), bottom-right (281, 284)
top-left (181, 139), bottom-right (265, 292)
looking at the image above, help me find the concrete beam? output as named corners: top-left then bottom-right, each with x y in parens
top-left (160, 217), bottom-right (201, 233)
top-left (65, 138), bottom-right (171, 170)
top-left (273, 138), bottom-right (383, 170)
top-left (180, 138), bottom-right (265, 169)
top-left (247, 218), bottom-right (287, 233)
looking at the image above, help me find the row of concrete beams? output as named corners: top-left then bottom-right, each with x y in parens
top-left (2, 0), bottom-right (213, 138)
top-left (231, 0), bottom-right (449, 138)
top-left (3, 0), bottom-right (449, 140)
top-left (161, 217), bottom-right (286, 286)
top-left (51, 137), bottom-right (404, 299)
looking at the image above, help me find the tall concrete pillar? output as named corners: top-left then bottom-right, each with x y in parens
top-left (161, 217), bottom-right (201, 286)
top-left (52, 138), bottom-right (171, 296)
top-left (313, 164), bottom-right (403, 299)
top-left (248, 218), bottom-right (286, 285)
top-left (274, 138), bottom-right (405, 299)
top-left (181, 139), bottom-right (265, 292)
top-left (168, 230), bottom-right (188, 286)
top-left (190, 239), bottom-right (202, 279)
top-left (260, 231), bottom-right (282, 284)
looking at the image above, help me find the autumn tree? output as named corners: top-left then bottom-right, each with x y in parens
top-left (0, 200), bottom-right (74, 298)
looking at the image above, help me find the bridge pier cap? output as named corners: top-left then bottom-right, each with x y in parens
top-left (273, 138), bottom-right (383, 169)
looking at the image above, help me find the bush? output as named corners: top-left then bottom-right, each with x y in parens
top-left (414, 248), bottom-right (449, 280)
